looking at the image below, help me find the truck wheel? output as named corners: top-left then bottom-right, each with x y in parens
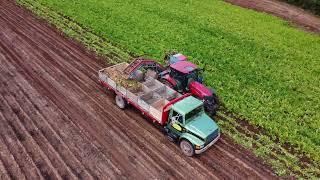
top-left (180, 140), bottom-right (195, 157)
top-left (115, 95), bottom-right (127, 109)
top-left (167, 135), bottom-right (175, 142)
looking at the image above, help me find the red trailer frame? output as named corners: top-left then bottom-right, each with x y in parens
top-left (99, 79), bottom-right (191, 126)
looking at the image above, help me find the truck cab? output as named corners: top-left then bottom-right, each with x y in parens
top-left (165, 96), bottom-right (220, 156)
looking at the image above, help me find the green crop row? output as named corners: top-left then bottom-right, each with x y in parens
top-left (217, 112), bottom-right (320, 178)
top-left (17, 0), bottom-right (320, 177)
top-left (17, 0), bottom-right (131, 64)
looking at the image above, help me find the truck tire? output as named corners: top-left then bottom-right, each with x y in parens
top-left (115, 95), bottom-right (127, 109)
top-left (180, 140), bottom-right (195, 157)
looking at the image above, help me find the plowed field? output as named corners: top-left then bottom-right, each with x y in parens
top-left (0, 0), bottom-right (277, 179)
top-left (225, 0), bottom-right (320, 33)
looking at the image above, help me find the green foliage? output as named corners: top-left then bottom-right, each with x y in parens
top-left (18, 0), bottom-right (320, 177)
top-left (218, 112), bottom-right (320, 178)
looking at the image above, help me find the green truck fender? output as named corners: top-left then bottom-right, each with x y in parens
top-left (179, 133), bottom-right (204, 147)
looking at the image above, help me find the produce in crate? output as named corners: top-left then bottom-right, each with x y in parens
top-left (122, 53), bottom-right (220, 114)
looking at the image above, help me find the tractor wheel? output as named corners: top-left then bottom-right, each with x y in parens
top-left (180, 140), bottom-right (195, 157)
top-left (204, 92), bottom-right (220, 115)
top-left (211, 92), bottom-right (220, 114)
top-left (115, 95), bottom-right (127, 109)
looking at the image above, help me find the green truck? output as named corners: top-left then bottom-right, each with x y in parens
top-left (99, 62), bottom-right (220, 156)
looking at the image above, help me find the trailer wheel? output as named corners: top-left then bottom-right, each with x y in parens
top-left (115, 95), bottom-right (127, 109)
top-left (180, 140), bottom-right (195, 157)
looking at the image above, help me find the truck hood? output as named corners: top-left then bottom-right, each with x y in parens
top-left (184, 113), bottom-right (219, 139)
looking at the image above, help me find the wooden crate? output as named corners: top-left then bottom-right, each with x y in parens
top-left (127, 91), bottom-right (138, 104)
top-left (138, 98), bottom-right (150, 111)
top-left (107, 78), bottom-right (117, 89)
top-left (117, 85), bottom-right (127, 96)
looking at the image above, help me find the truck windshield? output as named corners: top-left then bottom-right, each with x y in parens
top-left (185, 106), bottom-right (203, 123)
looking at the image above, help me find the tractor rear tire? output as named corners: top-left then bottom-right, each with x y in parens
top-left (204, 93), bottom-right (220, 115)
top-left (211, 93), bottom-right (220, 115)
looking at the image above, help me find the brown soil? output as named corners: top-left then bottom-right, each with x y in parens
top-left (0, 0), bottom-right (278, 179)
top-left (225, 0), bottom-right (320, 33)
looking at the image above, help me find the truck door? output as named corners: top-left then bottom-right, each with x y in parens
top-left (168, 110), bottom-right (184, 135)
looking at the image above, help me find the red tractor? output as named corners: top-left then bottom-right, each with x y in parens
top-left (123, 53), bottom-right (219, 114)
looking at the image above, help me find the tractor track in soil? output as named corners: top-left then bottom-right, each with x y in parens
top-left (0, 0), bottom-right (277, 179)
top-left (225, 0), bottom-right (320, 34)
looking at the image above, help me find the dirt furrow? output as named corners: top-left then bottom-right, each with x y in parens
top-left (0, 92), bottom-right (62, 180)
top-left (0, 164), bottom-right (10, 180)
top-left (199, 141), bottom-right (266, 179)
top-left (0, 25), bottom-right (161, 180)
top-left (0, 59), bottom-right (62, 180)
top-left (0, 115), bottom-right (26, 180)
top-left (0, 106), bottom-right (44, 179)
top-left (0, 35), bottom-right (122, 179)
top-left (0, 47), bottom-right (95, 180)
top-left (0, 60), bottom-right (80, 180)
top-left (4, 32), bottom-right (182, 179)
top-left (0, 9), bottom-right (208, 179)
top-left (0, 124), bottom-right (27, 180)
top-left (4, 1), bottom-right (122, 64)
top-left (218, 137), bottom-right (275, 175)
top-left (215, 145), bottom-right (259, 178)
top-left (225, 0), bottom-right (320, 33)
top-left (0, 7), bottom-right (105, 91)
top-left (0, 3), bottom-right (104, 70)
top-left (0, 142), bottom-right (11, 180)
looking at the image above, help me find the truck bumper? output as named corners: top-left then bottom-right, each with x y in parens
top-left (195, 132), bottom-right (220, 154)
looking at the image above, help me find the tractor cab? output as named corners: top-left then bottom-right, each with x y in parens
top-left (161, 52), bottom-right (219, 114)
top-left (169, 61), bottom-right (204, 91)
top-left (165, 53), bottom-right (204, 92)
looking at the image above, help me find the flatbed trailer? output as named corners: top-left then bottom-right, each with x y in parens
top-left (98, 63), bottom-right (220, 156)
